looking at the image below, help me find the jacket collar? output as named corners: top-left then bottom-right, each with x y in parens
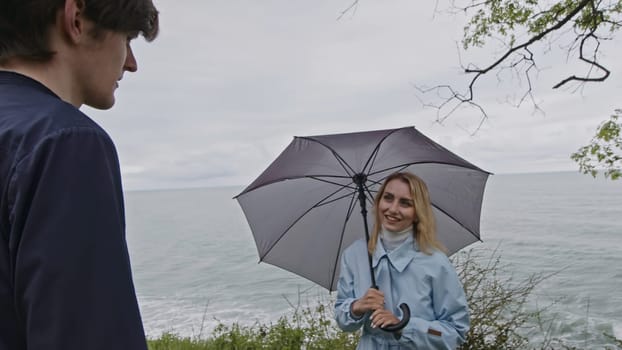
top-left (0, 70), bottom-right (59, 99)
top-left (371, 235), bottom-right (418, 272)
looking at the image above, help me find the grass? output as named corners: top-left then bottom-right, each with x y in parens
top-left (148, 302), bottom-right (358, 350)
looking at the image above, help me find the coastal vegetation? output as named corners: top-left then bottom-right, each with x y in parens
top-left (147, 248), bottom-right (622, 349)
top-left (572, 109), bottom-right (622, 180)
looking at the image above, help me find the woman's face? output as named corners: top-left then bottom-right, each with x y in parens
top-left (378, 178), bottom-right (416, 233)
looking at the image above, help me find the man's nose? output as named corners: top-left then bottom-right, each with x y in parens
top-left (124, 44), bottom-right (138, 72)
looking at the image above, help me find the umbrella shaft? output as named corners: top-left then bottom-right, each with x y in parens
top-left (354, 174), bottom-right (377, 288)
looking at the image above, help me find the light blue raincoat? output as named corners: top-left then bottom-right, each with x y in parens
top-left (334, 236), bottom-right (469, 349)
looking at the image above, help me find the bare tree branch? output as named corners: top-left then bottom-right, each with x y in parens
top-left (551, 1), bottom-right (609, 87)
top-left (417, 0), bottom-right (605, 130)
top-left (553, 30), bottom-right (610, 87)
top-left (337, 0), bottom-right (359, 20)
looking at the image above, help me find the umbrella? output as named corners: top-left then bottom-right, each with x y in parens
top-left (235, 126), bottom-right (490, 330)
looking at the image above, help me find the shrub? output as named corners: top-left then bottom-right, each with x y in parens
top-left (453, 248), bottom-right (546, 349)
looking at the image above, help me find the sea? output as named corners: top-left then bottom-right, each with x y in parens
top-left (124, 171), bottom-right (622, 349)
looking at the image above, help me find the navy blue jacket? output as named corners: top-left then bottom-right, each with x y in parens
top-left (0, 71), bottom-right (147, 350)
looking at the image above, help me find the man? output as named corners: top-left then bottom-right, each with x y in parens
top-left (0, 0), bottom-right (159, 349)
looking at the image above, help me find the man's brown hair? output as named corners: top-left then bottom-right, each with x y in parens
top-left (0, 0), bottom-right (159, 63)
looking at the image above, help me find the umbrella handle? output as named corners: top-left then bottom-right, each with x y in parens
top-left (380, 303), bottom-right (410, 333)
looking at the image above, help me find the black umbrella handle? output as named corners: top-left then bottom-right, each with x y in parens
top-left (380, 303), bottom-right (411, 332)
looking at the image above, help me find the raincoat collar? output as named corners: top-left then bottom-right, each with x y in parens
top-left (371, 235), bottom-right (418, 273)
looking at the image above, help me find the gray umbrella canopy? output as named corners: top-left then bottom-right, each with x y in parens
top-left (236, 126), bottom-right (490, 291)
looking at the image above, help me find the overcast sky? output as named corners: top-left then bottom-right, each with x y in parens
top-left (85, 0), bottom-right (622, 191)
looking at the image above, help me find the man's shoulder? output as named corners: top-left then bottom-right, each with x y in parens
top-left (1, 71), bottom-right (105, 135)
top-left (1, 82), bottom-right (110, 161)
top-left (6, 91), bottom-right (102, 134)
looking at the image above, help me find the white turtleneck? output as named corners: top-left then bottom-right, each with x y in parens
top-left (380, 225), bottom-right (413, 252)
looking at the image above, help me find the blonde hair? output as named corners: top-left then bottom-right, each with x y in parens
top-left (367, 172), bottom-right (446, 255)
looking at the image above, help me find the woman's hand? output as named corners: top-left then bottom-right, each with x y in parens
top-left (370, 308), bottom-right (400, 328)
top-left (351, 288), bottom-right (384, 317)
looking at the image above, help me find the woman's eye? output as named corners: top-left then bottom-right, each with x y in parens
top-left (399, 199), bottom-right (413, 207)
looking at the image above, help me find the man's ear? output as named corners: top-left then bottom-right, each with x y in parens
top-left (62, 0), bottom-right (86, 43)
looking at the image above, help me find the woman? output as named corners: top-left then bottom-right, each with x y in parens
top-left (334, 172), bottom-right (469, 349)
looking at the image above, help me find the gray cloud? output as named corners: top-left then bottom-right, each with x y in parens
top-left (85, 0), bottom-right (622, 190)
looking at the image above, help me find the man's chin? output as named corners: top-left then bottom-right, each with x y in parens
top-left (85, 97), bottom-right (116, 110)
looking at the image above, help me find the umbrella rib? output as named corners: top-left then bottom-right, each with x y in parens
top-left (329, 188), bottom-right (359, 291)
top-left (306, 175), bottom-right (357, 191)
top-left (302, 176), bottom-right (359, 207)
top-left (361, 168), bottom-right (406, 211)
top-left (297, 136), bottom-right (356, 177)
top-left (237, 174), bottom-right (350, 196)
top-left (315, 190), bottom-right (357, 208)
top-left (431, 202), bottom-right (482, 242)
top-left (367, 163), bottom-right (420, 177)
top-left (308, 162), bottom-right (484, 242)
top-left (258, 181), bottom-right (356, 261)
top-left (237, 153), bottom-right (491, 198)
top-left (363, 182), bottom-right (378, 209)
top-left (365, 162), bottom-right (484, 241)
top-left (361, 128), bottom-right (403, 176)
top-left (367, 161), bottom-right (490, 178)
top-left (243, 149), bottom-right (490, 200)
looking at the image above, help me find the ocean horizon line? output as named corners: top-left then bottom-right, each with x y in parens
top-left (124, 169), bottom-right (590, 193)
